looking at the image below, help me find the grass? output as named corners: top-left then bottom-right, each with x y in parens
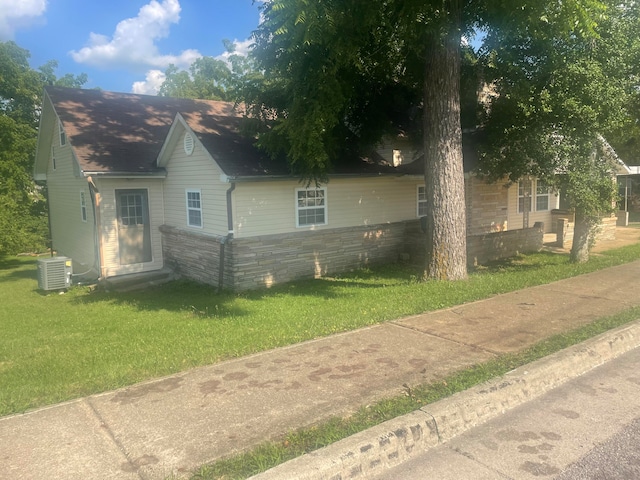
top-left (2, 244), bottom-right (640, 479)
top-left (2, 245), bottom-right (640, 418)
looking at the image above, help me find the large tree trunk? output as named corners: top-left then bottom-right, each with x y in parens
top-left (422, 0), bottom-right (467, 281)
top-left (570, 207), bottom-right (598, 263)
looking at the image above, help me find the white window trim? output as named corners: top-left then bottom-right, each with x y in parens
top-left (517, 179), bottom-right (553, 213)
top-left (417, 185), bottom-right (428, 217)
top-left (295, 187), bottom-right (328, 228)
top-left (59, 121), bottom-right (66, 147)
top-left (186, 189), bottom-right (203, 228)
top-left (80, 191), bottom-right (87, 222)
top-left (535, 180), bottom-right (551, 212)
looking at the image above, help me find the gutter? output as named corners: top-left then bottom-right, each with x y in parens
top-left (87, 177), bottom-right (105, 281)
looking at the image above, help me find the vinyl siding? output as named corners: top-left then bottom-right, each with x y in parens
top-left (46, 120), bottom-right (97, 275)
top-left (96, 178), bottom-right (165, 277)
top-left (506, 181), bottom-right (559, 233)
top-left (163, 130), bottom-right (228, 236)
top-left (233, 176), bottom-right (423, 238)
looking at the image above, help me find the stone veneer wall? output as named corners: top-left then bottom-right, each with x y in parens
top-left (161, 220), bottom-right (548, 291)
top-left (160, 225), bottom-right (233, 287)
top-left (466, 223), bottom-right (544, 265)
top-left (403, 220), bottom-right (544, 267)
top-left (226, 222), bottom-right (409, 291)
top-left (552, 212), bottom-right (617, 248)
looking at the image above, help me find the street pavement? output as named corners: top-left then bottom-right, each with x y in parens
top-left (366, 344), bottom-right (640, 480)
top-left (2, 253), bottom-right (640, 479)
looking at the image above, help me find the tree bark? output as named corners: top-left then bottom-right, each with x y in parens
top-left (422, 0), bottom-right (467, 281)
top-left (570, 207), bottom-right (598, 263)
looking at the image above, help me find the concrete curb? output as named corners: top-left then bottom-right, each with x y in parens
top-left (250, 320), bottom-right (640, 480)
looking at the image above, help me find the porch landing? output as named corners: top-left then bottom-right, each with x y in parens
top-left (98, 268), bottom-right (176, 292)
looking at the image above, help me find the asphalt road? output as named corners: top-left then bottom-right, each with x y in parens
top-left (372, 346), bottom-right (640, 480)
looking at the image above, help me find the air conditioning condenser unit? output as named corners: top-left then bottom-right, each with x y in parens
top-left (37, 257), bottom-right (72, 291)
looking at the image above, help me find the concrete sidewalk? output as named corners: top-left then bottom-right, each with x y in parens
top-left (2, 260), bottom-right (640, 480)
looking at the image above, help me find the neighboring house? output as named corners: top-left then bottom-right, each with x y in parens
top-left (34, 86), bottom-right (577, 291)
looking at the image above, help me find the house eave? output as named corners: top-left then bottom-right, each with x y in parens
top-left (81, 170), bottom-right (167, 179)
top-left (222, 172), bottom-right (422, 183)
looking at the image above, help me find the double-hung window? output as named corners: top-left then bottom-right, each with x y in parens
top-left (59, 121), bottom-right (66, 147)
top-left (80, 191), bottom-right (87, 222)
top-left (535, 180), bottom-right (550, 211)
top-left (186, 189), bottom-right (203, 228)
top-left (417, 185), bottom-right (428, 217)
top-left (518, 179), bottom-right (552, 213)
top-left (296, 187), bottom-right (327, 227)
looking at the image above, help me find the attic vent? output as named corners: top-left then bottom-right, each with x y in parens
top-left (184, 133), bottom-right (195, 156)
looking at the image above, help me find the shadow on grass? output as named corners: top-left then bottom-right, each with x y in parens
top-left (0, 257), bottom-right (38, 283)
top-left (473, 250), bottom-right (571, 275)
top-left (69, 263), bottom-right (422, 317)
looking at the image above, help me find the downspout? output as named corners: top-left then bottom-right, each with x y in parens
top-left (87, 176), bottom-right (105, 281)
top-left (219, 181), bottom-right (236, 290)
top-left (43, 183), bottom-right (54, 257)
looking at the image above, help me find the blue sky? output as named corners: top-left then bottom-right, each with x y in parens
top-left (3, 0), bottom-right (262, 94)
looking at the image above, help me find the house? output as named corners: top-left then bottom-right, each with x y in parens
top-left (34, 86), bottom-right (568, 291)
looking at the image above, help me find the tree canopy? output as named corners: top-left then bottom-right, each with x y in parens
top-left (479, 0), bottom-right (640, 261)
top-left (0, 41), bottom-right (87, 256)
top-left (245, 0), bottom-right (614, 277)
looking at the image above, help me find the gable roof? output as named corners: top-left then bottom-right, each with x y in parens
top-left (36, 86), bottom-right (420, 180)
top-left (36, 86), bottom-right (291, 177)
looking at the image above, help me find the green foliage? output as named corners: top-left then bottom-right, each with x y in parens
top-left (478, 0), bottom-right (637, 259)
top-left (158, 41), bottom-right (256, 102)
top-left (0, 41), bottom-right (87, 256)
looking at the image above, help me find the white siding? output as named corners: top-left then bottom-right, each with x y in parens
top-left (96, 178), bottom-right (165, 277)
top-left (233, 176), bottom-right (423, 238)
top-left (163, 130), bottom-right (228, 236)
top-left (46, 120), bottom-right (97, 275)
top-left (506, 181), bottom-right (559, 233)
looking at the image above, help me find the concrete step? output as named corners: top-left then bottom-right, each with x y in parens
top-left (98, 268), bottom-right (175, 292)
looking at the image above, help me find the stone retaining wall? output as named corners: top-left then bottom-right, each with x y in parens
top-left (160, 220), bottom-right (555, 291)
top-left (160, 225), bottom-right (232, 287)
top-left (404, 220), bottom-right (544, 267)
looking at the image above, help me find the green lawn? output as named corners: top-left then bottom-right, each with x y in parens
top-left (2, 245), bottom-right (640, 417)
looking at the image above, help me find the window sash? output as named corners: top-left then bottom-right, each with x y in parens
top-left (296, 188), bottom-right (327, 227)
top-left (80, 191), bottom-right (87, 222)
top-left (417, 186), bottom-right (428, 217)
top-left (186, 190), bottom-right (202, 227)
top-left (535, 181), bottom-right (550, 211)
top-left (518, 180), bottom-right (551, 213)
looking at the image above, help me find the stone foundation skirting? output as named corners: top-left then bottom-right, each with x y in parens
top-left (404, 220), bottom-right (544, 267)
top-left (227, 223), bottom-right (409, 290)
top-left (161, 221), bottom-right (547, 291)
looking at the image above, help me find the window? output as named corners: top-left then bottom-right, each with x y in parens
top-left (535, 180), bottom-right (550, 212)
top-left (518, 181), bottom-right (529, 214)
top-left (186, 189), bottom-right (202, 227)
top-left (417, 185), bottom-right (428, 217)
top-left (80, 191), bottom-right (87, 222)
top-left (296, 187), bottom-right (327, 227)
top-left (518, 179), bottom-right (552, 213)
top-left (119, 193), bottom-right (145, 225)
top-left (59, 121), bottom-right (66, 147)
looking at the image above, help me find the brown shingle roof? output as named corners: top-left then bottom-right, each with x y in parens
top-left (44, 86), bottom-right (434, 178)
top-left (45, 86), bottom-right (290, 176)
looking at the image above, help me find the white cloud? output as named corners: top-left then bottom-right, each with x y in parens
top-left (217, 38), bottom-right (254, 61)
top-left (132, 69), bottom-right (166, 95)
top-left (132, 38), bottom-right (254, 96)
top-left (70, 0), bottom-right (200, 72)
top-left (0, 0), bottom-right (47, 40)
